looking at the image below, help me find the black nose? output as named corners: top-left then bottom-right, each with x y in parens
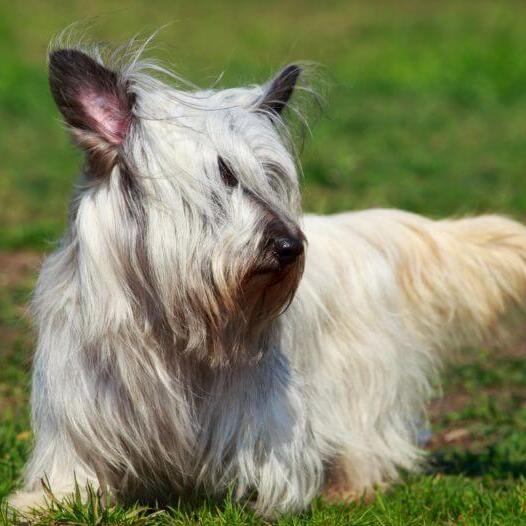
top-left (273, 237), bottom-right (304, 265)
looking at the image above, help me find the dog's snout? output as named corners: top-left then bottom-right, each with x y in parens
top-left (273, 237), bottom-right (304, 265)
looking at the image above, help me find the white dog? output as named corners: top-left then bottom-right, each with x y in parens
top-left (9, 41), bottom-right (526, 518)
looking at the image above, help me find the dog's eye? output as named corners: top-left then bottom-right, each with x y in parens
top-left (218, 157), bottom-right (238, 188)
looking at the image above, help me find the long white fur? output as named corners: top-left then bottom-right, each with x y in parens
top-left (9, 43), bottom-right (526, 517)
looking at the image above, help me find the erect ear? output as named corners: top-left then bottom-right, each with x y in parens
top-left (48, 49), bottom-right (134, 157)
top-left (258, 64), bottom-right (301, 116)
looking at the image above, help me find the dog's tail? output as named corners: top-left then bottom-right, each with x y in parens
top-left (395, 212), bottom-right (526, 353)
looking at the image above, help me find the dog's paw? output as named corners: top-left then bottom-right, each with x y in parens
top-left (6, 490), bottom-right (53, 523)
top-left (8, 490), bottom-right (49, 511)
top-left (321, 481), bottom-right (386, 505)
top-left (321, 483), bottom-right (364, 504)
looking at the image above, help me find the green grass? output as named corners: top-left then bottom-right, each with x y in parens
top-left (2, 0), bottom-right (526, 524)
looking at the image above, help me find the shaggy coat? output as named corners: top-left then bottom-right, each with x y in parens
top-left (10, 42), bottom-right (526, 517)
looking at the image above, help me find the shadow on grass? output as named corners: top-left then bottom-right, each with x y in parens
top-left (429, 443), bottom-right (526, 479)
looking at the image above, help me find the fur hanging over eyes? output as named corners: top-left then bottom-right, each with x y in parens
top-left (9, 35), bottom-right (526, 519)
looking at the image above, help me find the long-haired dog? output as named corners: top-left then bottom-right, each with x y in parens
top-left (9, 40), bottom-right (526, 518)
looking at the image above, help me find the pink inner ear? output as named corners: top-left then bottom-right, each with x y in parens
top-left (79, 88), bottom-right (131, 145)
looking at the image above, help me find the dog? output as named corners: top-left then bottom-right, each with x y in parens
top-left (9, 40), bottom-right (526, 518)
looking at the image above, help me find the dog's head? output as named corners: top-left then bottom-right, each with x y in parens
top-left (49, 46), bottom-right (308, 365)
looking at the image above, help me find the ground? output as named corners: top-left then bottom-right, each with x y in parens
top-left (1, 0), bottom-right (526, 524)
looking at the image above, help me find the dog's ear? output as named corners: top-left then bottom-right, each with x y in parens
top-left (48, 49), bottom-right (134, 159)
top-left (258, 64), bottom-right (301, 116)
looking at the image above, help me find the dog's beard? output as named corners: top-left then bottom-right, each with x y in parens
top-left (203, 252), bottom-right (305, 368)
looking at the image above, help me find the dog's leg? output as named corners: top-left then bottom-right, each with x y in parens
top-left (321, 456), bottom-right (383, 504)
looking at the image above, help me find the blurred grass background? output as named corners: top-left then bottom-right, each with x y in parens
top-left (2, 0), bottom-right (526, 249)
top-left (2, 1), bottom-right (526, 524)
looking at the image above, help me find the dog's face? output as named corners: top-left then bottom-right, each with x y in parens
top-left (49, 48), bottom-right (306, 365)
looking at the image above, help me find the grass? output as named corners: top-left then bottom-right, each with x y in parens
top-left (1, 0), bottom-right (526, 524)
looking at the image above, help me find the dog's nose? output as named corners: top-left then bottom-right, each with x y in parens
top-left (274, 237), bottom-right (304, 265)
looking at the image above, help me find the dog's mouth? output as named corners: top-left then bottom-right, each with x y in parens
top-left (245, 241), bottom-right (306, 315)
top-left (205, 239), bottom-right (305, 367)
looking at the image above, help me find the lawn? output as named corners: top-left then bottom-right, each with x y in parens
top-left (1, 0), bottom-right (526, 524)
